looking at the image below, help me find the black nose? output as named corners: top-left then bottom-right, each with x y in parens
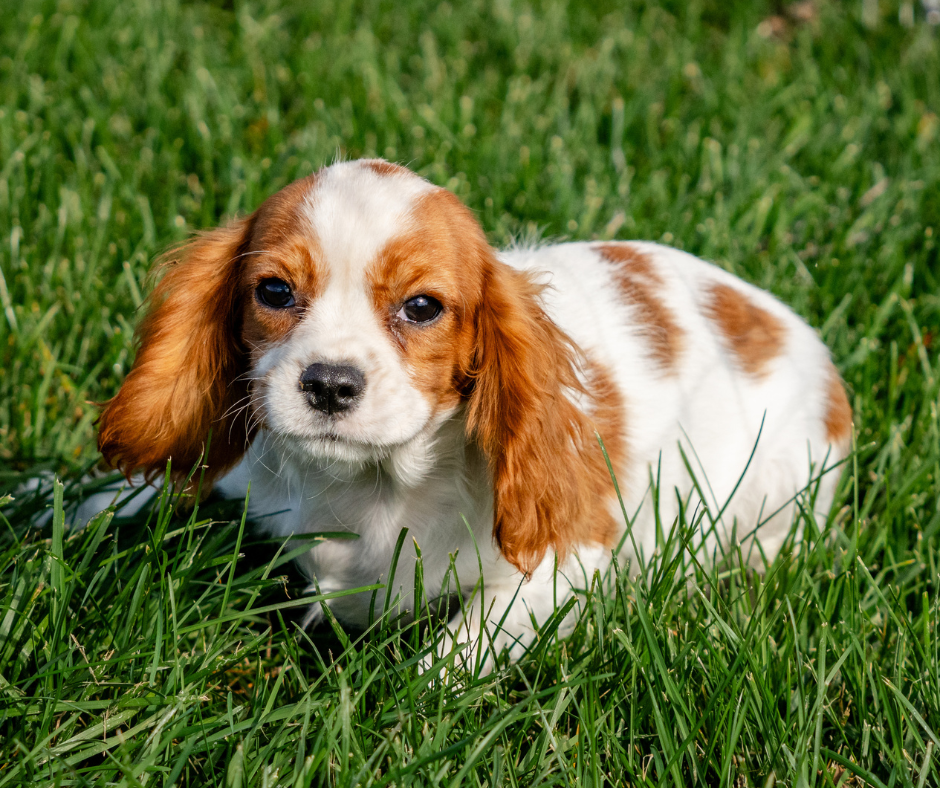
top-left (300, 363), bottom-right (366, 415)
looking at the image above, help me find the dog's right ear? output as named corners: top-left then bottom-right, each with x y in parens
top-left (98, 218), bottom-right (254, 485)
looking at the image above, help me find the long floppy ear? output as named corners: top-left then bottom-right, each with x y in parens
top-left (98, 219), bottom-right (253, 486)
top-left (465, 250), bottom-right (611, 576)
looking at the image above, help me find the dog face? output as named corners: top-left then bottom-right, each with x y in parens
top-left (99, 160), bottom-right (611, 573)
top-left (237, 162), bottom-right (486, 465)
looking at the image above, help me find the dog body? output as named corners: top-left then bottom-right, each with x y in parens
top-left (99, 160), bottom-right (852, 665)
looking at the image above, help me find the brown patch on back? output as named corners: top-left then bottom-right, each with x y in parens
top-left (595, 243), bottom-right (684, 372)
top-left (824, 366), bottom-right (853, 450)
top-left (705, 282), bottom-right (785, 377)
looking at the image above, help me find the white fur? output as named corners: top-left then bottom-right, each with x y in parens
top-left (91, 161), bottom-right (850, 674)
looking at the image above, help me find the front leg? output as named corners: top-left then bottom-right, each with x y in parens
top-left (429, 545), bottom-right (610, 676)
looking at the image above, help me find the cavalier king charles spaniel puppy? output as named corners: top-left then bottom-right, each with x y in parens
top-left (97, 159), bottom-right (852, 669)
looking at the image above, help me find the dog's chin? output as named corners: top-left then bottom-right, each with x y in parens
top-left (289, 433), bottom-right (390, 465)
top-left (276, 426), bottom-right (416, 469)
top-left (265, 405), bottom-right (459, 480)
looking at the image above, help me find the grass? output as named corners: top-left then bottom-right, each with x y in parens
top-left (1, 0), bottom-right (939, 783)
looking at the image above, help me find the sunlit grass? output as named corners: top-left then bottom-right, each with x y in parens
top-left (1, 0), bottom-right (939, 784)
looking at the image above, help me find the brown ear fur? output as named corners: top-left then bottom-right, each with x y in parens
top-left (465, 247), bottom-right (614, 575)
top-left (98, 219), bottom-right (253, 485)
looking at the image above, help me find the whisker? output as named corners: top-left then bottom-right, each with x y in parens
top-left (220, 393), bottom-right (255, 421)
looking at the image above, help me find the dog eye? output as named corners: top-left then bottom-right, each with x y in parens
top-left (256, 278), bottom-right (295, 308)
top-left (399, 295), bottom-right (443, 324)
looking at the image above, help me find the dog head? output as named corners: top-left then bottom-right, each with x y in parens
top-left (99, 160), bottom-right (607, 572)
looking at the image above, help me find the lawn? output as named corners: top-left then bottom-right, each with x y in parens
top-left (1, 0), bottom-right (939, 784)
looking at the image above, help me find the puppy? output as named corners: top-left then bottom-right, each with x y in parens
top-left (98, 159), bottom-right (852, 667)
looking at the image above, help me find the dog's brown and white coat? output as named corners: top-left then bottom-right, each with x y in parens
top-left (98, 160), bottom-right (852, 667)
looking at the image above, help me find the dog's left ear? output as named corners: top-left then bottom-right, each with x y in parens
top-left (463, 241), bottom-right (607, 576)
top-left (98, 218), bottom-right (253, 486)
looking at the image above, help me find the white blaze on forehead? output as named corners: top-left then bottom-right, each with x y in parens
top-left (300, 161), bottom-right (436, 285)
top-left (292, 161), bottom-right (437, 363)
